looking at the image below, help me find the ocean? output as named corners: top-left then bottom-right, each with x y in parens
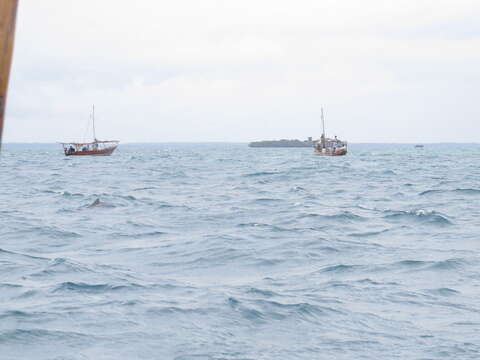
top-left (1, 143), bottom-right (479, 359)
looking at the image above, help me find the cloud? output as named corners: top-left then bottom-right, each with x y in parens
top-left (5, 0), bottom-right (480, 142)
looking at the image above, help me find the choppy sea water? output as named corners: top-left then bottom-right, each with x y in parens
top-left (1, 143), bottom-right (480, 360)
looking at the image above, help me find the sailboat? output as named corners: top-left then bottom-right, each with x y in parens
top-left (61, 106), bottom-right (119, 156)
top-left (314, 108), bottom-right (347, 156)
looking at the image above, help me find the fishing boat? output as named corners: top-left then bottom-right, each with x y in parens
top-left (61, 106), bottom-right (119, 156)
top-left (314, 108), bottom-right (347, 156)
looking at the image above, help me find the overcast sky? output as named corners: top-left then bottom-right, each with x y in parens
top-left (4, 0), bottom-right (480, 143)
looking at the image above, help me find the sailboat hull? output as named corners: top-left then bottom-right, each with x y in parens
top-left (65, 146), bottom-right (117, 156)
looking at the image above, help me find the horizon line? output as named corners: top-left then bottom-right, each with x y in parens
top-left (3, 141), bottom-right (480, 145)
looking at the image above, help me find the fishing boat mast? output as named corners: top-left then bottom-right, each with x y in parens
top-left (0, 0), bottom-right (19, 147)
top-left (92, 104), bottom-right (97, 141)
top-left (321, 107), bottom-right (326, 149)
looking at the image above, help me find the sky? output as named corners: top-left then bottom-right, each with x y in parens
top-left (4, 0), bottom-right (480, 143)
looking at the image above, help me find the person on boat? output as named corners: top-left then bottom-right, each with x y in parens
top-left (82, 145), bottom-right (88, 151)
top-left (320, 134), bottom-right (326, 149)
top-left (68, 145), bottom-right (75, 154)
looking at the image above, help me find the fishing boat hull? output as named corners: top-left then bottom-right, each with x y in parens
top-left (314, 148), bottom-right (347, 156)
top-left (65, 146), bottom-right (117, 156)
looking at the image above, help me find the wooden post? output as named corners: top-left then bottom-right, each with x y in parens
top-left (0, 0), bottom-right (19, 146)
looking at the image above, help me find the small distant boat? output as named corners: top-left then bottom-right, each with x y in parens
top-left (61, 106), bottom-right (119, 156)
top-left (415, 144), bottom-right (424, 148)
top-left (314, 108), bottom-right (347, 156)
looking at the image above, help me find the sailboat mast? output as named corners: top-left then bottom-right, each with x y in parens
top-left (0, 0), bottom-right (19, 147)
top-left (92, 104), bottom-right (96, 141)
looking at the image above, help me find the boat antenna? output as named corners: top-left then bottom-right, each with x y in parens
top-left (92, 104), bottom-right (97, 141)
top-left (321, 107), bottom-right (326, 148)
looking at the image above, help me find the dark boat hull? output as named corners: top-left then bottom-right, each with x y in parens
top-left (65, 146), bottom-right (117, 156)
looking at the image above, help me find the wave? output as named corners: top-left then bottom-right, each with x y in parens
top-left (3, 223), bottom-right (82, 239)
top-left (41, 226), bottom-right (83, 238)
top-left (0, 283), bottom-right (22, 289)
top-left (382, 170), bottom-right (397, 175)
top-left (53, 281), bottom-right (145, 294)
top-left (0, 248), bottom-right (48, 262)
top-left (289, 186), bottom-right (307, 192)
top-left (0, 329), bottom-right (91, 344)
top-left (61, 191), bottom-right (84, 198)
top-left (243, 171), bottom-right (281, 177)
top-left (299, 211), bottom-right (366, 222)
top-left (0, 310), bottom-right (33, 320)
top-left (315, 246), bottom-right (341, 253)
top-left (146, 306), bottom-right (212, 316)
top-left (451, 321), bottom-right (480, 326)
top-left (246, 287), bottom-right (279, 298)
top-left (236, 222), bottom-right (294, 232)
top-left (383, 210), bottom-right (452, 225)
top-left (253, 258), bottom-right (285, 266)
top-left (425, 288), bottom-right (460, 297)
top-left (16, 290), bottom-right (37, 299)
top-left (349, 229), bottom-right (390, 238)
top-left (394, 260), bottom-right (428, 268)
top-left (227, 297), bottom-right (266, 321)
top-left (253, 198), bottom-right (283, 203)
top-left (326, 212), bottom-right (366, 221)
top-left (318, 264), bottom-right (366, 274)
top-left (114, 231), bottom-right (168, 239)
top-left (30, 258), bottom-right (94, 278)
top-left (314, 258), bottom-right (466, 277)
top-left (156, 203), bottom-right (177, 209)
top-left (227, 297), bottom-right (337, 323)
top-left (254, 299), bottom-right (343, 319)
top-left (40, 189), bottom-right (59, 194)
top-left (426, 258), bottom-right (465, 271)
top-left (391, 258), bottom-right (466, 272)
top-left (150, 247), bottom-right (249, 269)
top-left (132, 186), bottom-right (156, 191)
top-left (419, 188), bottom-right (480, 196)
top-left (120, 195), bottom-right (137, 201)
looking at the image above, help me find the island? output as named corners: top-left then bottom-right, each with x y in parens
top-left (248, 137), bottom-right (314, 148)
